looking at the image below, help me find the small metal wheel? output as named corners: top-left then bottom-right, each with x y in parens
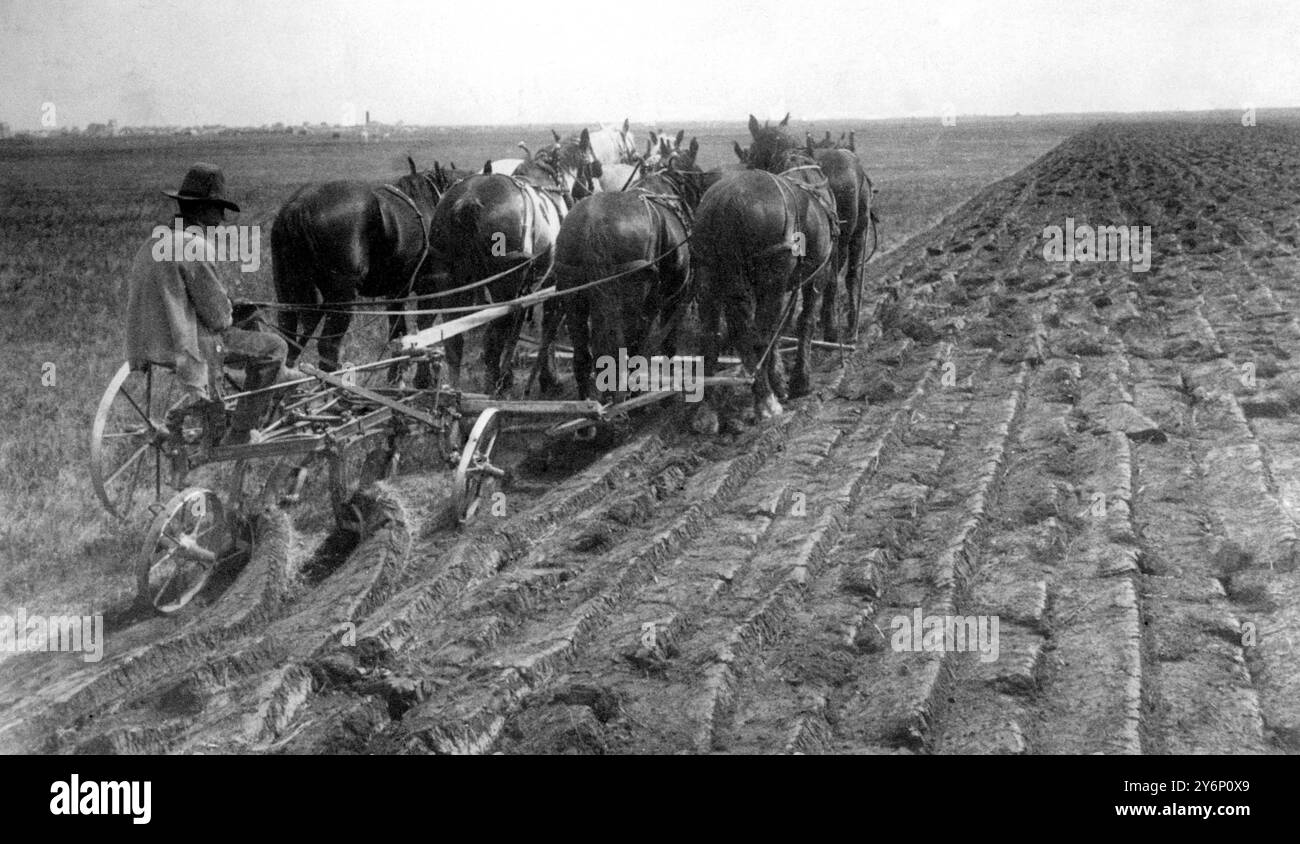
top-left (91, 362), bottom-right (196, 520)
top-left (138, 487), bottom-right (236, 614)
top-left (453, 408), bottom-right (504, 526)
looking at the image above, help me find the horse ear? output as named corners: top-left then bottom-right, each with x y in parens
top-left (848, 131), bottom-right (855, 152)
top-left (780, 112), bottom-right (790, 127)
top-left (733, 141), bottom-right (746, 162)
top-left (674, 129), bottom-right (684, 148)
top-left (407, 154), bottom-right (417, 175)
top-left (580, 128), bottom-right (591, 150)
top-left (483, 159), bottom-right (492, 174)
top-left (649, 130), bottom-right (658, 145)
top-left (518, 142), bottom-right (532, 159)
top-left (551, 129), bottom-right (561, 144)
top-left (622, 117), bottom-right (630, 134)
top-left (689, 137), bottom-right (699, 158)
top-left (748, 114), bottom-right (760, 137)
top-left (806, 138), bottom-right (815, 157)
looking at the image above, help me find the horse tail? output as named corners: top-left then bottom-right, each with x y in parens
top-left (450, 194), bottom-right (485, 243)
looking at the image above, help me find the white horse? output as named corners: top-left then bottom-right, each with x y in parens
top-left (597, 129), bottom-right (686, 191)
top-left (484, 120), bottom-right (638, 178)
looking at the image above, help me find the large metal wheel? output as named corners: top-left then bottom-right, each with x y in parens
top-left (453, 408), bottom-right (504, 526)
top-left (138, 486), bottom-right (236, 614)
top-left (91, 362), bottom-right (196, 520)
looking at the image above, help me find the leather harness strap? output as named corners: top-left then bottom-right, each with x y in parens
top-left (379, 180), bottom-right (437, 299)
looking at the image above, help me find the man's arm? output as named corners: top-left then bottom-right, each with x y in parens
top-left (180, 257), bottom-right (233, 333)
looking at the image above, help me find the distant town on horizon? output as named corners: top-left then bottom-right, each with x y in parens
top-left (4, 106), bottom-right (1299, 142)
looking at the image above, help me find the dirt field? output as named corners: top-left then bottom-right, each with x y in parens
top-left (9, 114), bottom-right (1299, 754)
top-left (0, 117), bottom-right (1080, 612)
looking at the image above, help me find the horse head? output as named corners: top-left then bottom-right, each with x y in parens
top-left (664, 137), bottom-right (719, 208)
top-left (746, 112), bottom-right (799, 172)
top-left (566, 119), bottom-right (637, 166)
top-left (518, 128), bottom-right (602, 201)
top-left (649, 128), bottom-right (690, 169)
top-left (612, 117), bottom-right (638, 164)
top-left (393, 157), bottom-right (444, 215)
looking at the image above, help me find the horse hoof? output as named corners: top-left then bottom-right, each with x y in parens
top-left (690, 404), bottom-right (719, 436)
top-left (756, 395), bottom-right (784, 420)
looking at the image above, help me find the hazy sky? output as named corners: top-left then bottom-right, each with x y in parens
top-left (2, 0), bottom-right (1298, 130)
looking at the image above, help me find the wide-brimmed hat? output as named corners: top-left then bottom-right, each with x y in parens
top-left (162, 162), bottom-right (240, 212)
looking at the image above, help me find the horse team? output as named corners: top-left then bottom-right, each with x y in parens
top-left (271, 114), bottom-right (877, 421)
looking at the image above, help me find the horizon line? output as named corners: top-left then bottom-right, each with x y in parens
top-left (6, 104), bottom-right (1300, 134)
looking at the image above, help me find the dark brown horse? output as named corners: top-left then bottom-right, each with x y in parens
top-left (694, 119), bottom-right (839, 420)
top-left (421, 133), bottom-right (601, 393)
top-left (806, 129), bottom-right (856, 151)
top-left (547, 137), bottom-right (720, 400)
top-left (271, 157), bottom-right (451, 370)
top-left (742, 115), bottom-right (877, 341)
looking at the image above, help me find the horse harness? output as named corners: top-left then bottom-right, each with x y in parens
top-left (378, 172), bottom-right (443, 299)
top-left (750, 162), bottom-right (840, 291)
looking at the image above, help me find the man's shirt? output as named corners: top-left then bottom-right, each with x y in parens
top-left (124, 223), bottom-right (233, 398)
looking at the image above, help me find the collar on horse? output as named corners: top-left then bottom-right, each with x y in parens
top-left (519, 154), bottom-right (597, 208)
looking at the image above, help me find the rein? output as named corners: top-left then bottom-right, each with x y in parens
top-left (252, 208), bottom-right (689, 319)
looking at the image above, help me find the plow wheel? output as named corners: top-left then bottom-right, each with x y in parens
top-left (453, 408), bottom-right (504, 526)
top-left (91, 362), bottom-right (194, 520)
top-left (138, 487), bottom-right (242, 614)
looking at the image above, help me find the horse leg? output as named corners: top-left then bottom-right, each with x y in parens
top-left (536, 302), bottom-right (562, 395)
top-left (444, 332), bottom-right (464, 389)
top-left (486, 313), bottom-right (523, 395)
top-left (820, 239), bottom-right (846, 343)
top-left (697, 264), bottom-right (721, 377)
top-left (277, 307), bottom-right (302, 367)
top-left (386, 308), bottom-right (408, 384)
top-left (316, 309), bottom-right (352, 373)
top-left (287, 307), bottom-right (324, 368)
top-left (655, 262), bottom-right (688, 360)
top-left (440, 271), bottom-right (471, 388)
top-left (482, 317), bottom-right (505, 395)
top-left (790, 270), bottom-right (824, 399)
top-left (411, 279), bottom-right (441, 389)
top-left (727, 285), bottom-right (779, 420)
top-left (532, 302), bottom-right (562, 396)
top-left (844, 224), bottom-right (867, 338)
top-left (567, 293), bottom-right (594, 401)
top-left (765, 284), bottom-right (790, 402)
